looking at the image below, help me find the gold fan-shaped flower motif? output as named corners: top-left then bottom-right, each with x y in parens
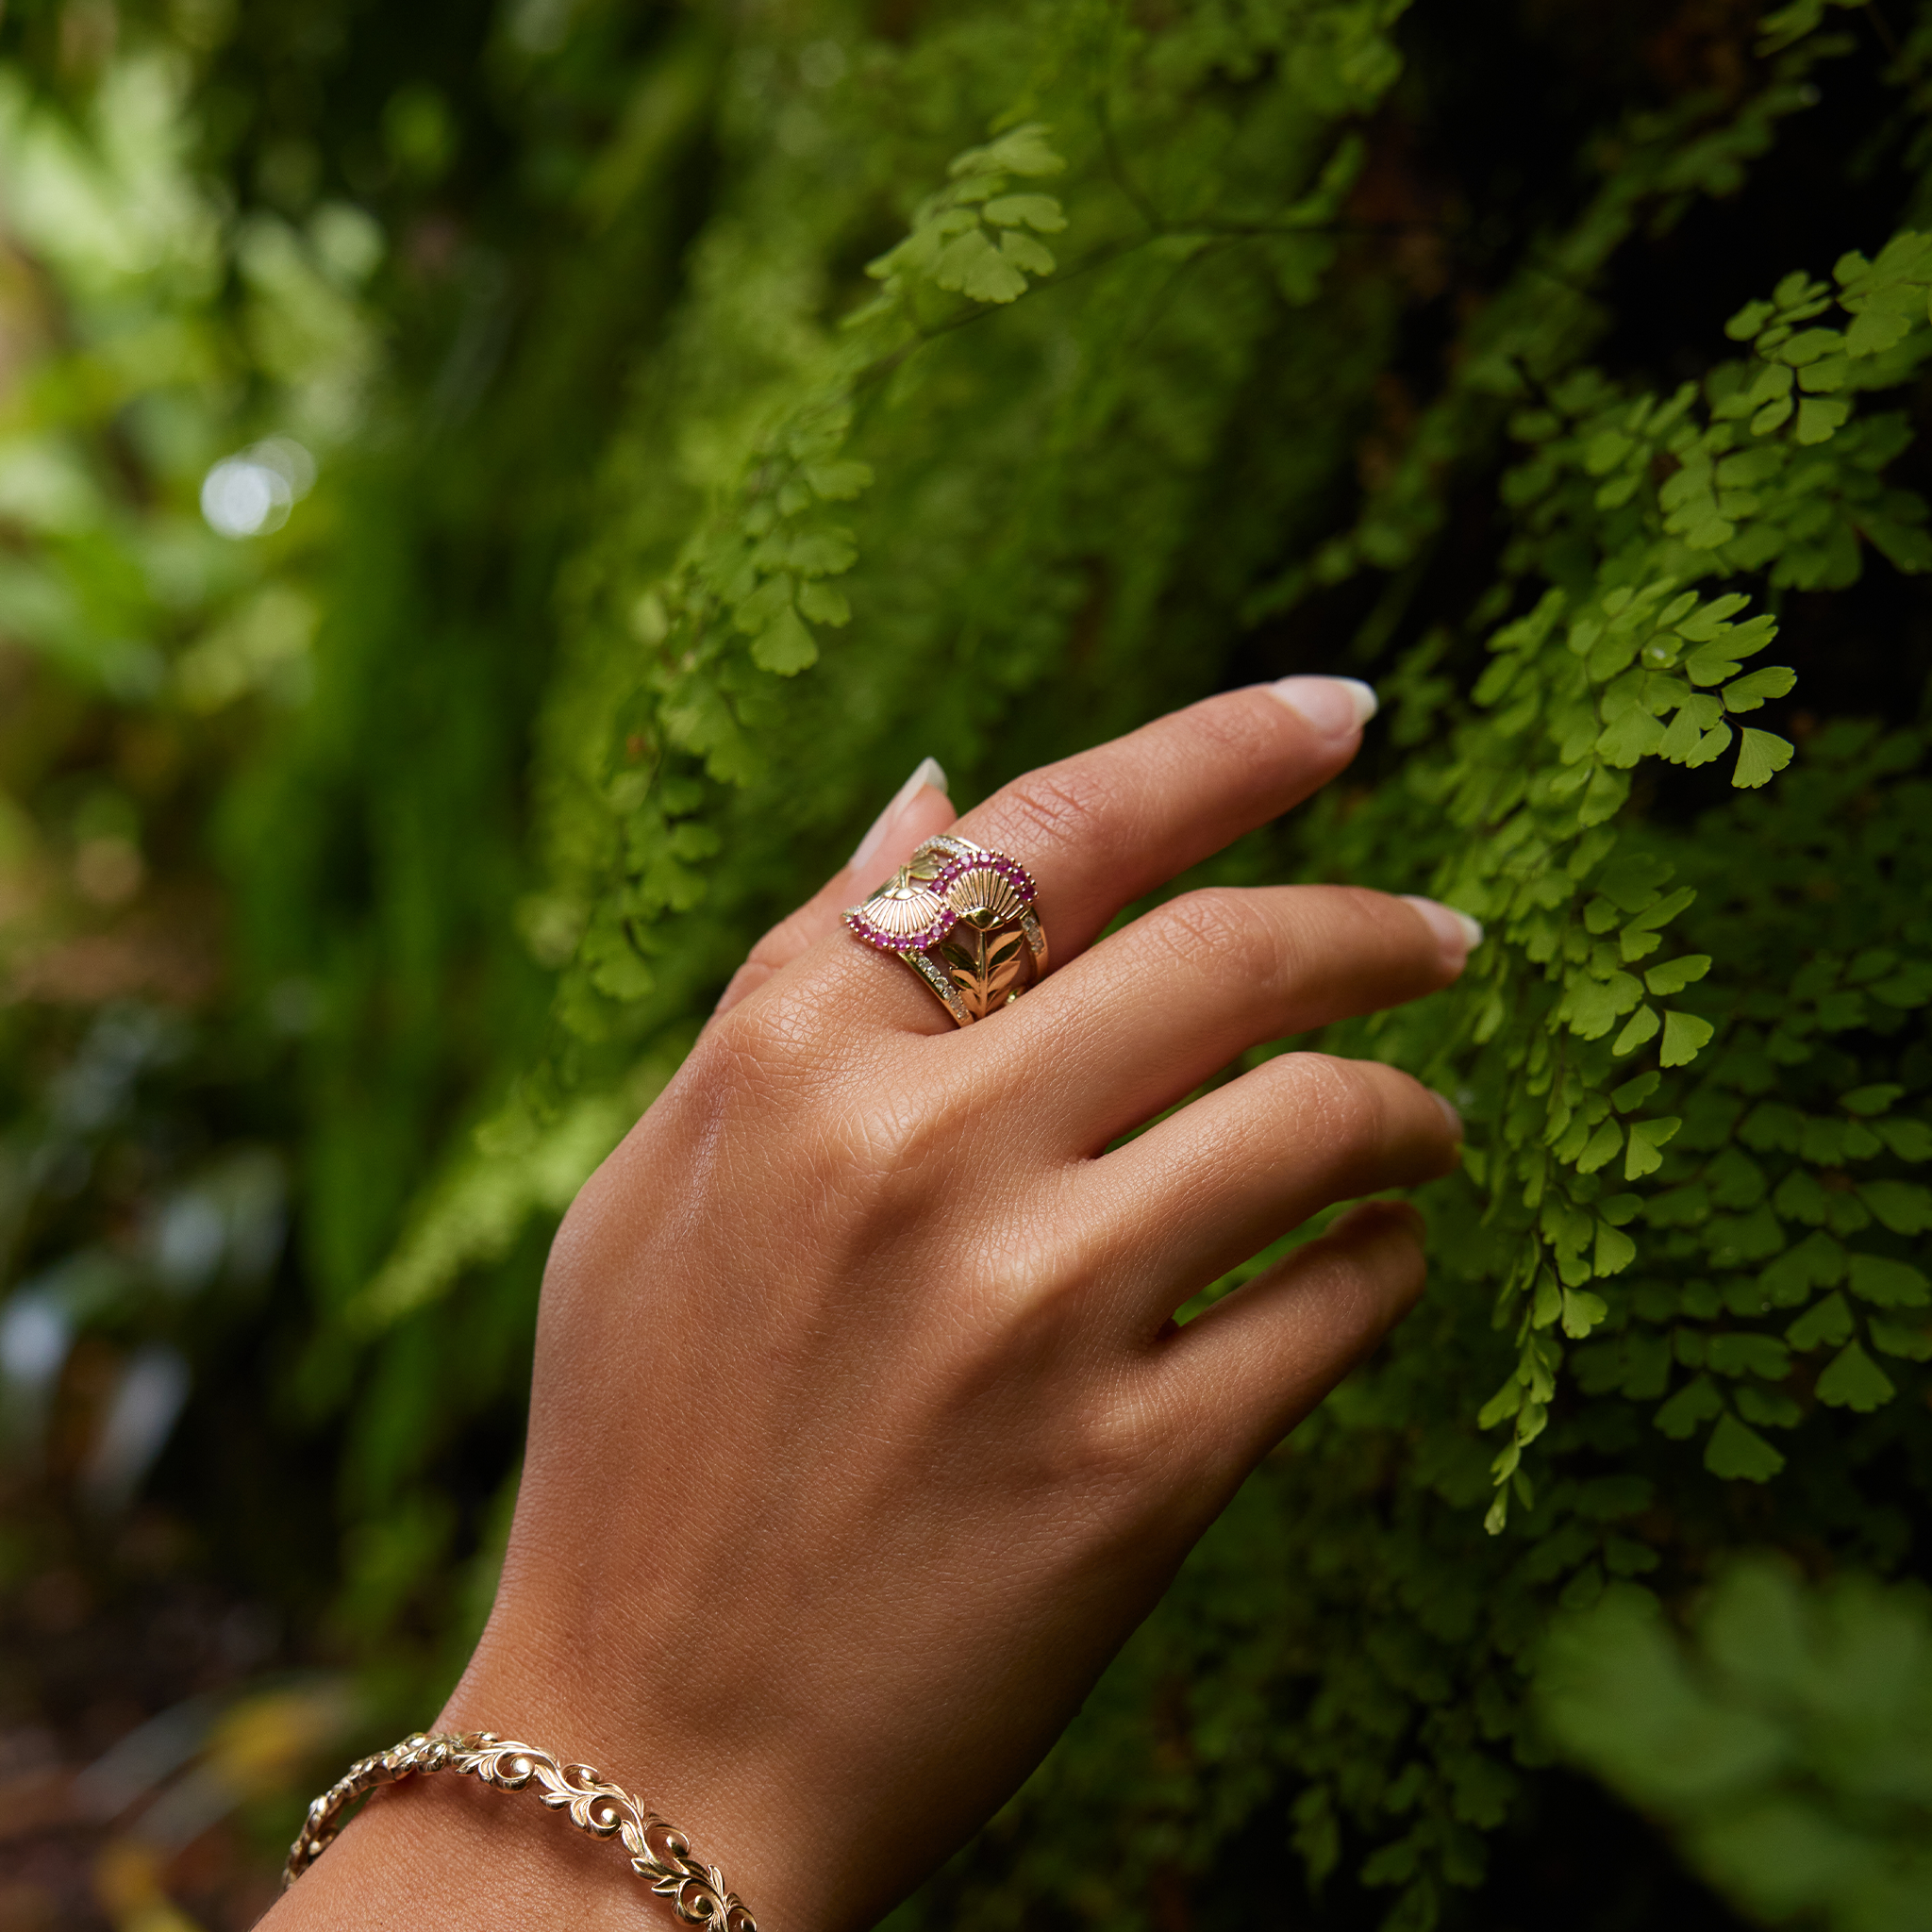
top-left (844, 874), bottom-right (954, 950)
top-left (845, 836), bottom-right (1044, 1024)
top-left (942, 863), bottom-right (1028, 931)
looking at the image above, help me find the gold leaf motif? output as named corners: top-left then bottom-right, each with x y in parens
top-left (940, 924), bottom-right (1028, 1019)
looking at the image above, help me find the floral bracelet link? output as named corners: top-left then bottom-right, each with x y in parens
top-left (283, 1728), bottom-right (757, 1930)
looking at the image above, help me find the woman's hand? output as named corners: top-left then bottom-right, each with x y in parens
top-left (266, 678), bottom-right (1476, 1932)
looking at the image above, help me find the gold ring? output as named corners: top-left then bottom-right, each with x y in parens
top-left (845, 834), bottom-right (1049, 1026)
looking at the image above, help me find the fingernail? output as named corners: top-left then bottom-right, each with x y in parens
top-left (849, 756), bottom-right (949, 875)
top-left (1430, 1089), bottom-right (1464, 1142)
top-left (1402, 894), bottom-right (1484, 969)
top-left (1268, 675), bottom-right (1378, 739)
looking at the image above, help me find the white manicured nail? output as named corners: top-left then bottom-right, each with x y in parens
top-left (1402, 895), bottom-right (1484, 968)
top-left (849, 757), bottom-right (948, 875)
top-left (1268, 675), bottom-right (1378, 738)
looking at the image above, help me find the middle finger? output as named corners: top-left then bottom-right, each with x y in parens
top-left (986, 882), bottom-right (1478, 1154)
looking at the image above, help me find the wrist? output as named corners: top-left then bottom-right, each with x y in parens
top-left (264, 1634), bottom-right (819, 1932)
top-left (262, 1758), bottom-right (649, 1932)
top-left (434, 1624), bottom-right (826, 1932)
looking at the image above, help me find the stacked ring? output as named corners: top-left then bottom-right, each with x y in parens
top-left (845, 834), bottom-right (1049, 1026)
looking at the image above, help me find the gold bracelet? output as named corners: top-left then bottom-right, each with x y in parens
top-left (282, 1729), bottom-right (757, 1929)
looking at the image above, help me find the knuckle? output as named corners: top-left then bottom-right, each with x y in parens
top-left (700, 990), bottom-right (822, 1085)
top-left (662, 1024), bottom-right (774, 1134)
top-left (1022, 1391), bottom-right (1149, 1503)
top-left (990, 761), bottom-right (1121, 853)
top-left (820, 1085), bottom-right (953, 1193)
top-left (1149, 887), bottom-right (1275, 975)
top-left (1057, 1370), bottom-right (1199, 1513)
top-left (1074, 1381), bottom-right (1166, 1484)
top-left (663, 1031), bottom-right (958, 1247)
top-left (1280, 1050), bottom-right (1391, 1141)
top-left (675, 992), bottom-right (867, 1140)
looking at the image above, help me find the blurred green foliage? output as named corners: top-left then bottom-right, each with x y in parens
top-left (1540, 1563), bottom-right (1932, 1932)
top-left (6, 1), bottom-right (1932, 1928)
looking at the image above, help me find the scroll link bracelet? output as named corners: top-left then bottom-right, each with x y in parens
top-left (284, 1729), bottom-right (758, 1930)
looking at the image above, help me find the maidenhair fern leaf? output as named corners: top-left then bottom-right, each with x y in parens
top-left (1704, 1411), bottom-right (1787, 1480)
top-left (1814, 1341), bottom-right (1898, 1411)
top-left (1659, 1010), bottom-right (1716, 1066)
top-left (1732, 727), bottom-right (1795, 788)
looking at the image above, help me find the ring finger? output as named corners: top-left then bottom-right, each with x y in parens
top-left (1079, 1049), bottom-right (1460, 1331)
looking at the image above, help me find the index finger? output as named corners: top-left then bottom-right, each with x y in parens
top-left (726, 675), bottom-right (1379, 1043)
top-left (951, 675), bottom-right (1377, 964)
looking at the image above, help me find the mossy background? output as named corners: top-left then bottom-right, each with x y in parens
top-left (2, 2), bottom-right (1931, 1928)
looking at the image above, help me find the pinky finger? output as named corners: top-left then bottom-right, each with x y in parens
top-left (1158, 1199), bottom-right (1430, 1480)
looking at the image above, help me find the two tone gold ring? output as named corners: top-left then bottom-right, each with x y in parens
top-left (845, 834), bottom-right (1049, 1027)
